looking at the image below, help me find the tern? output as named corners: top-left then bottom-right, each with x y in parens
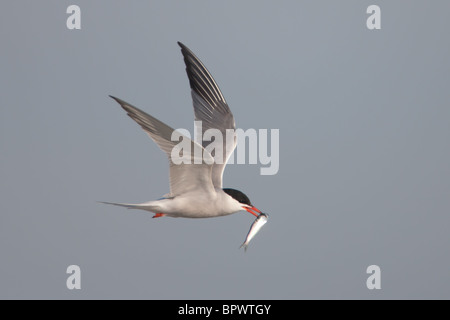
top-left (101, 42), bottom-right (263, 219)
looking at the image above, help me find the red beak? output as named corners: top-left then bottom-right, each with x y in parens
top-left (243, 206), bottom-right (261, 217)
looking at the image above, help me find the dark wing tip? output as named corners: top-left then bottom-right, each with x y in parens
top-left (108, 95), bottom-right (135, 116)
top-left (109, 95), bottom-right (130, 109)
top-left (177, 41), bottom-right (194, 59)
top-left (177, 41), bottom-right (190, 52)
top-left (109, 95), bottom-right (122, 104)
top-left (177, 42), bottom-right (228, 108)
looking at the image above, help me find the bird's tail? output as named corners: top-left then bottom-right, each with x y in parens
top-left (98, 201), bottom-right (159, 212)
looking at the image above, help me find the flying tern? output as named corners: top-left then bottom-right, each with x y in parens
top-left (102, 42), bottom-right (264, 220)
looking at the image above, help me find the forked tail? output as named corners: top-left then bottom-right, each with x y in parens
top-left (240, 242), bottom-right (248, 252)
top-left (98, 201), bottom-right (159, 212)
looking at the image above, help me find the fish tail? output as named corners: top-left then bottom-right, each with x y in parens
top-left (240, 243), bottom-right (248, 252)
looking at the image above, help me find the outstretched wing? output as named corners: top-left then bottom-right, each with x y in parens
top-left (178, 42), bottom-right (237, 189)
top-left (110, 96), bottom-right (215, 197)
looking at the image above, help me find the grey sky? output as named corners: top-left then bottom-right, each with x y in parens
top-left (1, 1), bottom-right (450, 299)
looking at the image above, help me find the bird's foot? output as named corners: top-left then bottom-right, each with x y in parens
top-left (152, 213), bottom-right (166, 218)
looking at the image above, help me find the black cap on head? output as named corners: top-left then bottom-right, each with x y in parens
top-left (223, 188), bottom-right (252, 206)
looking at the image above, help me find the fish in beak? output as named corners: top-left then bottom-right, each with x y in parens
top-left (240, 213), bottom-right (268, 251)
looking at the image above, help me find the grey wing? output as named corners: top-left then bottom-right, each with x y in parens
top-left (109, 96), bottom-right (215, 197)
top-left (178, 42), bottom-right (237, 189)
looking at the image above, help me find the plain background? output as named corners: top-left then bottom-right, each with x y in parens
top-left (1, 1), bottom-right (449, 299)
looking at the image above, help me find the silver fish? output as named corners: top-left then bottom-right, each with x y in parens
top-left (240, 213), bottom-right (268, 251)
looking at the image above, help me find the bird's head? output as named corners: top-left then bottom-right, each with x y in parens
top-left (222, 188), bottom-right (262, 217)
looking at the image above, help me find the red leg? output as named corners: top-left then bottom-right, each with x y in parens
top-left (152, 213), bottom-right (166, 218)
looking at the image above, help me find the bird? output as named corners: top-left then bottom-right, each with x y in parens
top-left (101, 42), bottom-right (263, 219)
